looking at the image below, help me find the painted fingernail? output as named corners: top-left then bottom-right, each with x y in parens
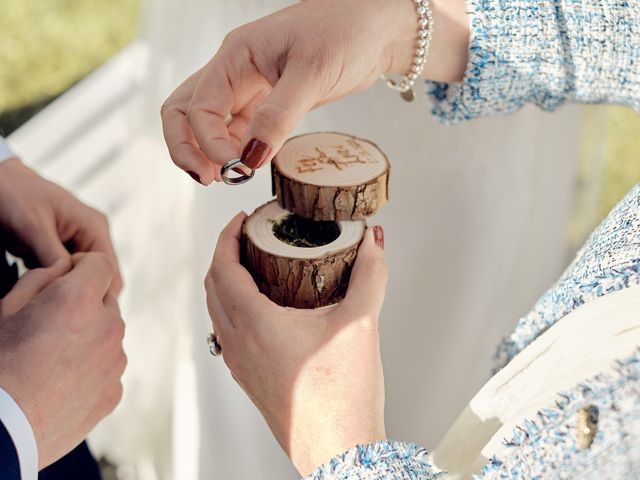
top-left (373, 226), bottom-right (385, 250)
top-left (186, 170), bottom-right (202, 185)
top-left (241, 138), bottom-right (272, 169)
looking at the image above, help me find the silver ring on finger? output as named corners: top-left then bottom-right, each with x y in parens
top-left (221, 159), bottom-right (255, 185)
top-left (207, 332), bottom-right (222, 357)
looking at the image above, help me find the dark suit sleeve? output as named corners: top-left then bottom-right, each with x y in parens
top-left (38, 442), bottom-right (102, 480)
top-left (0, 419), bottom-right (22, 480)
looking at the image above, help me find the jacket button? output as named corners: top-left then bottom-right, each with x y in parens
top-left (577, 405), bottom-right (599, 449)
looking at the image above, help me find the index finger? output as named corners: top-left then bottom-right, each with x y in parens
top-left (185, 52), bottom-right (239, 167)
top-left (65, 252), bottom-right (114, 299)
top-left (161, 70), bottom-right (222, 185)
top-left (89, 235), bottom-right (123, 297)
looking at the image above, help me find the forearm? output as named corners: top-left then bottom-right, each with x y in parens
top-left (425, 0), bottom-right (640, 123)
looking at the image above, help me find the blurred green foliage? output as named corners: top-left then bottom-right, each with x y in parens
top-left (571, 106), bottom-right (640, 246)
top-left (0, 0), bottom-right (141, 134)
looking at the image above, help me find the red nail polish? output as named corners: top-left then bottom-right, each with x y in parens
top-left (241, 138), bottom-right (272, 169)
top-left (187, 170), bottom-right (202, 185)
top-left (373, 226), bottom-right (384, 250)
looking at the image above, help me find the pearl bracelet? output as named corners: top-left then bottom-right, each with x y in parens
top-left (381, 0), bottom-right (433, 102)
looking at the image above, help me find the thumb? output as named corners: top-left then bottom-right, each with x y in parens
top-left (0, 258), bottom-right (72, 317)
top-left (28, 221), bottom-right (70, 268)
top-left (240, 66), bottom-right (319, 169)
top-left (340, 226), bottom-right (387, 319)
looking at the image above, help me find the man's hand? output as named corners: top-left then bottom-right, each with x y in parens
top-left (0, 253), bottom-right (127, 469)
top-left (0, 158), bottom-right (122, 293)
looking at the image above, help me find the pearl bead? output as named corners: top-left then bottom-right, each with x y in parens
top-left (381, 0), bottom-right (432, 99)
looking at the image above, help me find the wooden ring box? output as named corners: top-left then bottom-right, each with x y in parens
top-left (241, 132), bottom-right (390, 309)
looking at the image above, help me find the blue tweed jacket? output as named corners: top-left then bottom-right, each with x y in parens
top-left (305, 0), bottom-right (640, 477)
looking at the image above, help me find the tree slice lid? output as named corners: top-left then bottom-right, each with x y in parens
top-left (243, 200), bottom-right (365, 260)
top-left (271, 132), bottom-right (390, 221)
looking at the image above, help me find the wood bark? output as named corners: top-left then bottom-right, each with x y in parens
top-left (241, 201), bottom-right (364, 309)
top-left (271, 132), bottom-right (390, 221)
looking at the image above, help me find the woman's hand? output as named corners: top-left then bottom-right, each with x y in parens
top-left (161, 0), bottom-right (469, 185)
top-left (0, 158), bottom-right (122, 294)
top-left (205, 213), bottom-right (388, 475)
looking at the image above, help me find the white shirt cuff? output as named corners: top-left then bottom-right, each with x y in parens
top-left (0, 387), bottom-right (38, 480)
top-left (0, 138), bottom-right (17, 163)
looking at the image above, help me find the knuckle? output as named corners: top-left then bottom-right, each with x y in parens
top-left (115, 318), bottom-right (126, 342)
top-left (107, 315), bottom-right (126, 343)
top-left (87, 252), bottom-right (112, 278)
top-left (185, 105), bottom-right (217, 131)
top-left (117, 351), bottom-right (128, 377)
top-left (160, 99), bottom-right (172, 118)
top-left (104, 382), bottom-right (124, 411)
top-left (254, 103), bottom-right (296, 137)
top-left (222, 27), bottom-right (244, 47)
top-left (91, 209), bottom-right (110, 229)
top-left (208, 261), bottom-right (225, 285)
top-left (185, 106), bottom-right (198, 125)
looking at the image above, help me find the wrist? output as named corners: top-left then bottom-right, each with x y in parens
top-left (294, 436), bottom-right (388, 477)
top-left (385, 0), bottom-right (469, 83)
top-left (383, 0), bottom-right (421, 76)
top-left (290, 420), bottom-right (387, 475)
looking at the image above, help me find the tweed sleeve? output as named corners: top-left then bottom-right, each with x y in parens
top-left (427, 0), bottom-right (640, 123)
top-left (303, 441), bottom-right (445, 480)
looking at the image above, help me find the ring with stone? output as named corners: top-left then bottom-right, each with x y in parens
top-left (207, 332), bottom-right (222, 357)
top-left (221, 159), bottom-right (255, 185)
